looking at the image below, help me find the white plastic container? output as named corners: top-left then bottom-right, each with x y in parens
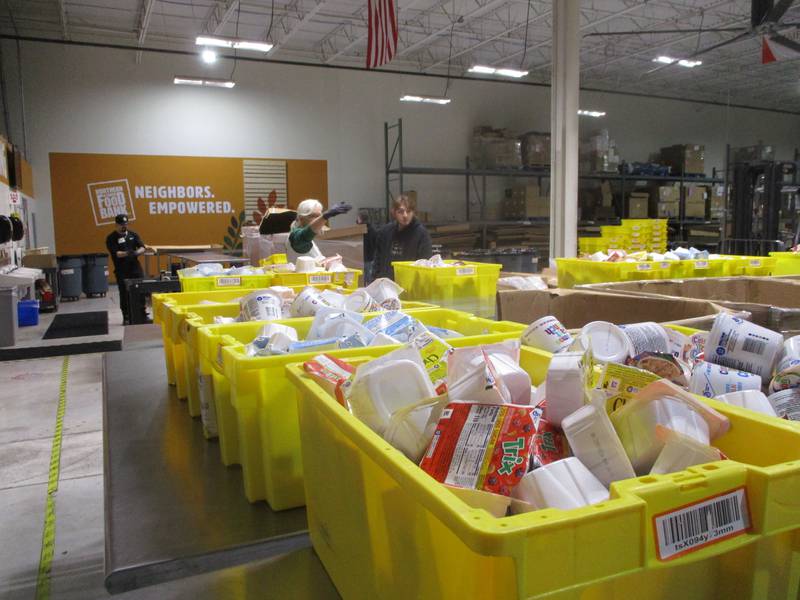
top-left (781, 334), bottom-right (800, 361)
top-left (571, 321), bottom-right (633, 364)
top-left (291, 286), bottom-right (332, 317)
top-left (770, 357), bottom-right (800, 393)
top-left (561, 404), bottom-right (635, 487)
top-left (343, 289), bottom-right (381, 313)
top-left (706, 313), bottom-right (783, 378)
top-left (295, 256), bottom-right (317, 273)
top-left (714, 389), bottom-right (777, 417)
top-left (511, 457), bottom-right (609, 510)
top-left (688, 360), bottom-right (762, 398)
top-left (611, 396), bottom-right (711, 474)
top-left (521, 316), bottom-right (573, 353)
top-left (649, 429), bottom-right (723, 475)
top-left (768, 388), bottom-right (800, 421)
top-left (319, 290), bottom-right (347, 309)
top-left (349, 358), bottom-right (436, 435)
top-left (544, 352), bottom-right (585, 427)
top-left (239, 289), bottom-right (283, 322)
top-left (365, 278), bottom-right (403, 310)
top-left (619, 322), bottom-right (670, 356)
top-left (489, 353), bottom-right (531, 405)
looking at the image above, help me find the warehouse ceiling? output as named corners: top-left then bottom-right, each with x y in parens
top-left (1, 0), bottom-right (799, 110)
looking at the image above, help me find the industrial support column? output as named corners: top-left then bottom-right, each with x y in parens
top-left (549, 0), bottom-right (580, 259)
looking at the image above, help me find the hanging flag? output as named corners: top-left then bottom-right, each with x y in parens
top-left (762, 34), bottom-right (800, 64)
top-left (366, 0), bottom-right (398, 69)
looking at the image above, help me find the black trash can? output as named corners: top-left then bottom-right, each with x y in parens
top-left (82, 253), bottom-right (110, 297)
top-left (453, 248), bottom-right (539, 273)
top-left (57, 255), bottom-right (84, 300)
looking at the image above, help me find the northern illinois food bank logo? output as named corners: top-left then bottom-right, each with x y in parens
top-left (87, 179), bottom-right (135, 226)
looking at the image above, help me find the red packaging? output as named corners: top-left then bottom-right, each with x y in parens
top-left (419, 402), bottom-right (534, 496)
top-left (303, 354), bottom-right (355, 407)
top-left (530, 402), bottom-right (570, 469)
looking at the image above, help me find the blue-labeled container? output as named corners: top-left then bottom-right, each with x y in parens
top-left (18, 299), bottom-right (39, 326)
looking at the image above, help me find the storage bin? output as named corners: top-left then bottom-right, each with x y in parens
top-left (82, 253), bottom-right (110, 297)
top-left (770, 252), bottom-right (800, 276)
top-left (719, 255), bottom-right (776, 277)
top-left (392, 260), bottom-right (502, 318)
top-left (57, 255), bottom-right (84, 299)
top-left (556, 258), bottom-right (673, 289)
top-left (17, 299), bottom-right (39, 326)
top-left (200, 309), bottom-right (526, 509)
top-left (177, 268), bottom-right (274, 292)
top-left (667, 258), bottom-right (728, 280)
top-left (287, 346), bottom-right (800, 600)
top-left (270, 269), bottom-right (361, 290)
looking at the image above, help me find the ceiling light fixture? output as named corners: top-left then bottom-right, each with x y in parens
top-left (400, 94), bottom-right (451, 105)
top-left (201, 49), bottom-right (217, 64)
top-left (174, 76), bottom-right (235, 88)
top-left (653, 55), bottom-right (702, 68)
top-left (578, 110), bottom-right (606, 117)
top-left (195, 36), bottom-right (273, 53)
top-left (468, 65), bottom-right (528, 78)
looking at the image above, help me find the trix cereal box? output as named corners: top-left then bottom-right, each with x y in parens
top-left (419, 402), bottom-right (534, 496)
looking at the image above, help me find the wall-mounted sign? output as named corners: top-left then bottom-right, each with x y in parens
top-left (49, 153), bottom-right (328, 255)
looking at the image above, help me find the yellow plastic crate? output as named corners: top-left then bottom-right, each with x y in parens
top-left (175, 297), bottom-right (437, 416)
top-left (392, 260), bottom-right (502, 318)
top-left (668, 258), bottom-right (728, 280)
top-left (201, 309), bottom-right (526, 509)
top-left (718, 255), bottom-right (777, 277)
top-left (259, 253), bottom-right (288, 266)
top-left (287, 346), bottom-right (800, 600)
top-left (271, 269), bottom-right (361, 290)
top-left (556, 258), bottom-right (673, 288)
top-left (177, 269), bottom-right (274, 292)
top-left (770, 252), bottom-right (800, 276)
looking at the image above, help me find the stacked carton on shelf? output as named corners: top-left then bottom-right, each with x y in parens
top-left (660, 144), bottom-right (705, 175)
top-left (580, 130), bottom-right (621, 173)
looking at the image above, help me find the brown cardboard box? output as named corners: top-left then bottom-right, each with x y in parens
top-left (520, 132), bottom-right (550, 166)
top-left (600, 181), bottom-right (613, 207)
top-left (660, 144), bottom-right (705, 175)
top-left (496, 288), bottom-right (722, 329)
top-left (22, 253), bottom-right (57, 269)
top-left (580, 277), bottom-right (800, 331)
top-left (684, 201), bottom-right (706, 219)
top-left (686, 185), bottom-right (706, 204)
top-left (658, 184), bottom-right (680, 203)
top-left (318, 224), bottom-right (367, 240)
top-left (628, 192), bottom-right (650, 218)
top-left (657, 201), bottom-right (680, 218)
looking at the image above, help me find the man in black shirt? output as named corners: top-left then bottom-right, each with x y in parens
top-left (105, 214), bottom-right (146, 324)
top-left (371, 195), bottom-right (432, 281)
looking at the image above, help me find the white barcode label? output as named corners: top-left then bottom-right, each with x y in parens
top-left (694, 260), bottom-right (709, 269)
top-left (654, 488), bottom-right (750, 561)
top-left (637, 263), bottom-right (652, 271)
top-left (456, 267), bottom-right (476, 276)
top-left (216, 276), bottom-right (241, 287)
top-left (61, 268), bottom-right (74, 275)
top-left (749, 259), bottom-right (761, 267)
top-left (660, 262), bottom-right (671, 269)
top-left (742, 338), bottom-right (767, 354)
top-left (309, 274), bottom-right (332, 284)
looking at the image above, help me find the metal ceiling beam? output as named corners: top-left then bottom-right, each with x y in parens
top-left (396, 0), bottom-right (510, 59)
top-left (56, 0), bottom-right (68, 40)
top-left (201, 0), bottom-right (240, 36)
top-left (274, 0), bottom-right (327, 53)
top-left (135, 0), bottom-right (156, 64)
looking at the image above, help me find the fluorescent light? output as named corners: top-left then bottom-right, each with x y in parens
top-left (653, 55), bottom-right (702, 68)
top-left (400, 94), bottom-right (451, 105)
top-left (495, 68), bottom-right (528, 78)
top-left (174, 76), bottom-right (235, 88)
top-left (468, 65), bottom-right (496, 74)
top-left (468, 65), bottom-right (528, 78)
top-left (233, 40), bottom-right (274, 52)
top-left (201, 49), bottom-right (217, 64)
top-left (195, 36), bottom-right (273, 53)
top-left (196, 36), bottom-right (233, 48)
top-left (578, 110), bottom-right (606, 117)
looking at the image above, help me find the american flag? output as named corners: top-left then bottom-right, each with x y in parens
top-left (366, 0), bottom-right (398, 69)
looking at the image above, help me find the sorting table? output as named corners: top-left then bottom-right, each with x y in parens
top-left (103, 337), bottom-right (338, 597)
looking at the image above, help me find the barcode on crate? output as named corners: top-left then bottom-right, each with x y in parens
top-left (637, 263), bottom-right (652, 271)
top-left (456, 267), bottom-right (476, 276)
top-left (694, 260), bottom-right (709, 269)
top-left (742, 338), bottom-right (767, 355)
top-left (309, 274), bottom-right (332, 284)
top-left (654, 488), bottom-right (749, 561)
top-left (216, 276), bottom-right (242, 287)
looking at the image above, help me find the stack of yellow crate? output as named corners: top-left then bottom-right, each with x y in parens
top-left (578, 219), bottom-right (668, 254)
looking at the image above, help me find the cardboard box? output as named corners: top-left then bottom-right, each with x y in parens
top-left (733, 144), bottom-right (774, 163)
top-left (600, 181), bottom-right (613, 207)
top-left (318, 224), bottom-right (367, 240)
top-left (22, 253), bottom-right (57, 269)
top-left (660, 144), bottom-right (705, 175)
top-left (520, 131), bottom-right (550, 166)
top-left (658, 184), bottom-right (680, 203)
top-left (628, 192), bottom-right (650, 218)
top-left (580, 277), bottom-right (800, 332)
top-left (685, 201), bottom-right (706, 219)
top-left (657, 200), bottom-right (680, 218)
top-left (496, 288), bottom-right (722, 329)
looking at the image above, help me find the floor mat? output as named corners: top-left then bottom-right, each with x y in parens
top-left (43, 311), bottom-right (109, 339)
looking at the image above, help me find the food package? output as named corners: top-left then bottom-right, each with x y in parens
top-left (626, 352), bottom-right (689, 388)
top-left (303, 354), bottom-right (356, 407)
top-left (239, 289), bottom-right (283, 321)
top-left (365, 278), bottom-right (404, 311)
top-left (419, 402), bottom-right (534, 496)
top-left (529, 402), bottom-right (570, 469)
top-left (649, 428), bottom-right (724, 475)
top-left (448, 341), bottom-right (530, 405)
top-left (511, 457), bottom-right (609, 510)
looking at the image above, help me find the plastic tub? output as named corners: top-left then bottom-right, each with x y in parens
top-left (17, 299), bottom-right (39, 326)
top-left (392, 260), bottom-right (502, 318)
top-left (718, 255), bottom-right (777, 277)
top-left (200, 309), bottom-right (527, 509)
top-left (287, 346), bottom-right (800, 600)
top-left (556, 259), bottom-right (673, 289)
top-left (82, 253), bottom-right (110, 296)
top-left (453, 249), bottom-right (538, 274)
top-left (57, 255), bottom-right (84, 299)
top-left (177, 268), bottom-right (274, 292)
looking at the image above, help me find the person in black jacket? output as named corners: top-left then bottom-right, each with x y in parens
top-left (105, 214), bottom-right (146, 324)
top-left (371, 195), bottom-right (432, 281)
